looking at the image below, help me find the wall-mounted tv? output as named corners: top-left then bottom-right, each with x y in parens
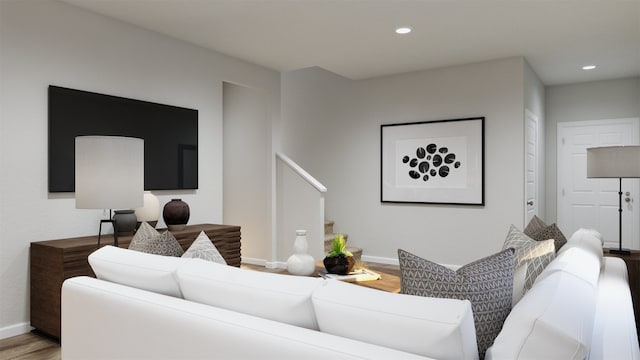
top-left (48, 85), bottom-right (198, 192)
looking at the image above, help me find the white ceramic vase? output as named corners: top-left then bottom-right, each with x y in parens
top-left (287, 230), bottom-right (316, 276)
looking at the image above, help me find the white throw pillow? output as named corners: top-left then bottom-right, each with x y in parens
top-left (182, 231), bottom-right (226, 264)
top-left (176, 259), bottom-right (323, 330)
top-left (88, 245), bottom-right (184, 297)
top-left (312, 279), bottom-right (478, 360)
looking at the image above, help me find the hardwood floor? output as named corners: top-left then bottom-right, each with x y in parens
top-left (2, 261), bottom-right (400, 359)
top-left (0, 332), bottom-right (60, 360)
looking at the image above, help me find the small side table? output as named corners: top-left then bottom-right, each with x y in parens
top-left (604, 249), bottom-right (640, 341)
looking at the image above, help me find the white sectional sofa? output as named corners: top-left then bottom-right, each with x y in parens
top-left (61, 229), bottom-right (639, 360)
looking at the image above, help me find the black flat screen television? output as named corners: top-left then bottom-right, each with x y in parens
top-left (48, 85), bottom-right (198, 192)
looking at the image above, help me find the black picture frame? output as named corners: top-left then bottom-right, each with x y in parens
top-left (380, 117), bottom-right (485, 205)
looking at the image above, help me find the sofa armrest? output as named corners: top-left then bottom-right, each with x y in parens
top-left (62, 277), bottom-right (431, 360)
top-left (589, 257), bottom-right (640, 360)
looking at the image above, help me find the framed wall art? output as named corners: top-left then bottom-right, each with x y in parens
top-left (380, 117), bottom-right (484, 205)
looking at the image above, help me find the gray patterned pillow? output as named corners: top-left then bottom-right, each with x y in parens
top-left (529, 223), bottom-right (567, 252)
top-left (129, 222), bottom-right (159, 248)
top-left (129, 223), bottom-right (184, 257)
top-left (182, 231), bottom-right (227, 264)
top-left (523, 215), bottom-right (547, 236)
top-left (398, 248), bottom-right (515, 359)
top-left (502, 225), bottom-right (555, 289)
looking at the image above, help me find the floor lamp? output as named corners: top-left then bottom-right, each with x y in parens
top-left (75, 136), bottom-right (144, 247)
top-left (587, 145), bottom-right (640, 254)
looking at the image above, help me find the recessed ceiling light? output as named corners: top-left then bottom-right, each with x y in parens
top-left (395, 27), bottom-right (412, 35)
top-left (582, 65), bottom-right (597, 70)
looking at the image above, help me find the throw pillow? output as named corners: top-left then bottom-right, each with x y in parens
top-left (502, 225), bottom-right (555, 290)
top-left (128, 221), bottom-right (159, 249)
top-left (529, 223), bottom-right (568, 252)
top-left (398, 248), bottom-right (515, 359)
top-left (129, 223), bottom-right (184, 257)
top-left (523, 215), bottom-right (547, 236)
top-left (182, 231), bottom-right (227, 264)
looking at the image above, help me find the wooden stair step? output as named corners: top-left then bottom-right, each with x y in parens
top-left (324, 220), bottom-right (334, 235)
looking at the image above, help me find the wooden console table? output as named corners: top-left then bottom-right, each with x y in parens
top-left (30, 223), bottom-right (241, 340)
top-left (604, 249), bottom-right (640, 342)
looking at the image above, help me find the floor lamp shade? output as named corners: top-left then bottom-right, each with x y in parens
top-left (586, 145), bottom-right (640, 254)
top-left (587, 146), bottom-right (640, 179)
top-left (75, 136), bottom-right (144, 209)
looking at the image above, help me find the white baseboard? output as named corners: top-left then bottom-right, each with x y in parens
top-left (265, 261), bottom-right (287, 269)
top-left (361, 255), bottom-right (399, 266)
top-left (242, 257), bottom-right (287, 269)
top-left (0, 322), bottom-right (32, 340)
top-left (361, 255), bottom-right (460, 270)
top-left (241, 256), bottom-right (267, 266)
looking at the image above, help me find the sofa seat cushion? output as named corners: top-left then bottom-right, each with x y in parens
top-left (62, 276), bottom-right (431, 360)
top-left (312, 279), bottom-right (478, 360)
top-left (88, 245), bottom-right (184, 297)
top-left (176, 259), bottom-right (323, 330)
top-left (485, 270), bottom-right (597, 360)
top-left (398, 248), bottom-right (515, 358)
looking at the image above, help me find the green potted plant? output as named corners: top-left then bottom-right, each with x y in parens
top-left (323, 234), bottom-right (355, 274)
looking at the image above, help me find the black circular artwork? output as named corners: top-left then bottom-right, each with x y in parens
top-left (401, 143), bottom-right (462, 182)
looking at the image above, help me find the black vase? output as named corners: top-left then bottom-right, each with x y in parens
top-left (112, 210), bottom-right (137, 234)
top-left (163, 199), bottom-right (190, 231)
top-left (323, 255), bottom-right (355, 275)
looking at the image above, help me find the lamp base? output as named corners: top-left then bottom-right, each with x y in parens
top-left (608, 248), bottom-right (631, 255)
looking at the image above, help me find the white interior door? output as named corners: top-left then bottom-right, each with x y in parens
top-left (525, 110), bottom-right (538, 224)
top-left (557, 118), bottom-right (640, 249)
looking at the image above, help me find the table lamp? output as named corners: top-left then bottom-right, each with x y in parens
top-left (75, 136), bottom-right (144, 247)
top-left (587, 145), bottom-right (640, 254)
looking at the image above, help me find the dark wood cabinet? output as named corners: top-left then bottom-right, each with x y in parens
top-left (604, 249), bottom-right (640, 341)
top-left (30, 224), bottom-right (241, 340)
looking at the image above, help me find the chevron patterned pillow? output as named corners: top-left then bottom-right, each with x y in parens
top-left (523, 215), bottom-right (547, 236)
top-left (398, 248), bottom-right (515, 359)
top-left (502, 225), bottom-right (555, 289)
top-left (529, 223), bottom-right (568, 252)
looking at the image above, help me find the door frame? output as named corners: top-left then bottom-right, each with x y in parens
top-left (524, 109), bottom-right (539, 226)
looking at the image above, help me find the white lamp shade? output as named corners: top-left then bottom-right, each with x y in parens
top-left (135, 191), bottom-right (160, 222)
top-left (75, 136), bottom-right (144, 209)
top-left (587, 146), bottom-right (640, 178)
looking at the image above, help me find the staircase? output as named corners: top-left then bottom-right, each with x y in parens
top-left (324, 220), bottom-right (362, 262)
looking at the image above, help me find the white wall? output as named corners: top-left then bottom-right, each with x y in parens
top-left (281, 58), bottom-right (530, 265)
top-left (545, 77), bottom-right (640, 221)
top-left (223, 83), bottom-right (272, 263)
top-left (0, 0), bottom-right (279, 337)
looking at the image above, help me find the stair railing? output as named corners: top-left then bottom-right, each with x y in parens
top-left (274, 152), bottom-right (326, 266)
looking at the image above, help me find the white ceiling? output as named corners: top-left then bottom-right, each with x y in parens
top-left (61, 0), bottom-right (640, 85)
